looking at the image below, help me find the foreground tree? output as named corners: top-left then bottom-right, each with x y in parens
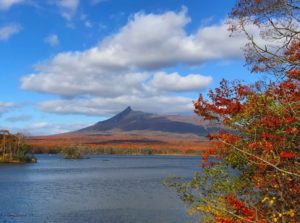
top-left (166, 1), bottom-right (299, 222)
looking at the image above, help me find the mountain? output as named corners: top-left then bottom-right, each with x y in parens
top-left (74, 106), bottom-right (217, 136)
top-left (27, 107), bottom-right (219, 154)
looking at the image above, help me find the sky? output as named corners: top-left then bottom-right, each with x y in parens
top-left (0, 0), bottom-right (260, 135)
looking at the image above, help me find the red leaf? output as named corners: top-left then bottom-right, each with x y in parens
top-left (280, 152), bottom-right (296, 159)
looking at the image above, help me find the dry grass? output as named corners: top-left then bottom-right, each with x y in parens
top-left (27, 132), bottom-right (211, 155)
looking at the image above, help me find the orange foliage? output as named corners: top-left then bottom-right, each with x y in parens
top-left (26, 133), bottom-right (211, 155)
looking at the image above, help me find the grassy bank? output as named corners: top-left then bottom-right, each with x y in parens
top-left (31, 145), bottom-right (203, 156)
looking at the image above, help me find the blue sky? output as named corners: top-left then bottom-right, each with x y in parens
top-left (0, 0), bottom-right (259, 135)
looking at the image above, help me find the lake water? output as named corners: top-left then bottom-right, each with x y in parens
top-left (0, 154), bottom-right (201, 223)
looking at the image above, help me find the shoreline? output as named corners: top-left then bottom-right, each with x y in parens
top-left (0, 157), bottom-right (37, 164)
top-left (35, 152), bottom-right (203, 157)
top-left (0, 160), bottom-right (30, 164)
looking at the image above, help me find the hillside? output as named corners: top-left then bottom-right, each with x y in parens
top-left (27, 107), bottom-right (219, 154)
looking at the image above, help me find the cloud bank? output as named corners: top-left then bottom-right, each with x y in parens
top-left (21, 9), bottom-right (251, 116)
top-left (6, 121), bottom-right (90, 136)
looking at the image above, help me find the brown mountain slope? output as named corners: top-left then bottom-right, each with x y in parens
top-left (27, 107), bottom-right (219, 154)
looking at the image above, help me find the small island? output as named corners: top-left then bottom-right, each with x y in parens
top-left (61, 147), bottom-right (83, 159)
top-left (0, 130), bottom-right (37, 164)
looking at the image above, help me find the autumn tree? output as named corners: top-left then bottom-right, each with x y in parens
top-left (166, 1), bottom-right (299, 222)
top-left (0, 130), bottom-right (37, 163)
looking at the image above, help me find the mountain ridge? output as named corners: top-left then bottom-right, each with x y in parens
top-left (74, 106), bottom-right (217, 136)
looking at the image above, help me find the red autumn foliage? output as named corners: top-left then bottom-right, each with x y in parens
top-left (286, 41), bottom-right (300, 65)
top-left (192, 33), bottom-right (300, 223)
top-left (183, 1), bottom-right (300, 222)
top-left (280, 151), bottom-right (296, 159)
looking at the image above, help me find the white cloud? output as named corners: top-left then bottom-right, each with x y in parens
top-left (9, 121), bottom-right (90, 136)
top-left (22, 69), bottom-right (211, 97)
top-left (21, 9), bottom-right (256, 116)
top-left (149, 72), bottom-right (212, 92)
top-left (0, 0), bottom-right (24, 10)
top-left (55, 0), bottom-right (79, 20)
top-left (30, 122), bottom-right (49, 128)
top-left (22, 71), bottom-right (150, 97)
top-left (23, 9), bottom-right (246, 74)
top-left (21, 10), bottom-right (239, 95)
top-left (38, 95), bottom-right (194, 116)
top-left (0, 102), bottom-right (16, 116)
top-left (44, 34), bottom-right (59, 47)
top-left (0, 24), bottom-right (21, 40)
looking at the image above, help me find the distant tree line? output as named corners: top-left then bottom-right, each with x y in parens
top-left (30, 144), bottom-right (202, 156)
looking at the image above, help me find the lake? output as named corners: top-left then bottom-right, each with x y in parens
top-left (0, 154), bottom-right (201, 223)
